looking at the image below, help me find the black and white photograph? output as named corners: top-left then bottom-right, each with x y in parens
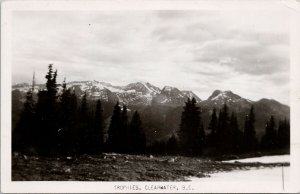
top-left (1, 0), bottom-right (300, 193)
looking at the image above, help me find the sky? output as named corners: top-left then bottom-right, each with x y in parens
top-left (12, 10), bottom-right (290, 105)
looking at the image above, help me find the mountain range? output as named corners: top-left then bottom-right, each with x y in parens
top-left (12, 80), bottom-right (290, 140)
top-left (12, 81), bottom-right (201, 107)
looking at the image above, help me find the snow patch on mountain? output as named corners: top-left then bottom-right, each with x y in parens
top-left (208, 90), bottom-right (241, 101)
top-left (12, 81), bottom-right (199, 107)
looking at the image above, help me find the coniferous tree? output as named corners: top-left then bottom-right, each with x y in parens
top-left (107, 102), bottom-right (122, 152)
top-left (179, 98), bottom-right (191, 151)
top-left (230, 112), bottom-right (243, 153)
top-left (243, 105), bottom-right (257, 151)
top-left (78, 91), bottom-right (90, 153)
top-left (92, 99), bottom-right (105, 154)
top-left (129, 111), bottom-right (146, 153)
top-left (13, 89), bottom-right (37, 152)
top-left (45, 66), bottom-right (57, 99)
top-left (179, 97), bottom-right (204, 155)
top-left (12, 90), bottom-right (23, 131)
top-left (192, 97), bottom-right (205, 154)
top-left (58, 78), bottom-right (78, 155)
top-left (261, 115), bottom-right (277, 150)
top-left (217, 103), bottom-right (230, 151)
top-left (35, 64), bottom-right (59, 155)
top-left (197, 123), bottom-right (205, 152)
top-left (121, 105), bottom-right (129, 153)
top-left (69, 90), bottom-right (78, 154)
top-left (208, 108), bottom-right (218, 147)
top-left (58, 78), bottom-right (69, 153)
top-left (277, 118), bottom-right (290, 149)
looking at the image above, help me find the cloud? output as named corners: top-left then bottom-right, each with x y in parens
top-left (193, 39), bottom-right (289, 75)
top-left (12, 10), bottom-right (290, 105)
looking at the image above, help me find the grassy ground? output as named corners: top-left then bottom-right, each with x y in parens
top-left (12, 152), bottom-right (289, 181)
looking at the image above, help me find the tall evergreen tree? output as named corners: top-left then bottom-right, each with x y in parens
top-left (179, 97), bottom-right (205, 155)
top-left (230, 112), bottom-right (243, 153)
top-left (107, 102), bottom-right (122, 152)
top-left (12, 90), bottom-right (23, 131)
top-left (13, 89), bottom-right (37, 152)
top-left (261, 115), bottom-right (277, 150)
top-left (78, 91), bottom-right (90, 153)
top-left (68, 90), bottom-right (78, 154)
top-left (179, 98), bottom-right (191, 150)
top-left (208, 108), bottom-right (218, 147)
top-left (92, 99), bottom-right (105, 154)
top-left (217, 103), bottom-right (230, 151)
top-left (121, 105), bottom-right (129, 153)
top-left (58, 78), bottom-right (78, 155)
top-left (35, 64), bottom-right (59, 155)
top-left (277, 118), bottom-right (290, 149)
top-left (45, 65), bottom-right (58, 104)
top-left (243, 105), bottom-right (257, 151)
top-left (129, 111), bottom-right (146, 153)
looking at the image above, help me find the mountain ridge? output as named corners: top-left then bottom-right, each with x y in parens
top-left (13, 81), bottom-right (203, 107)
top-left (12, 81), bottom-right (290, 141)
top-left (12, 81), bottom-right (289, 107)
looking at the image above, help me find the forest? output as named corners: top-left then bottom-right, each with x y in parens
top-left (12, 64), bottom-right (290, 157)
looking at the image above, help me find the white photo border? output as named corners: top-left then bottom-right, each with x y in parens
top-left (1, 0), bottom-right (300, 193)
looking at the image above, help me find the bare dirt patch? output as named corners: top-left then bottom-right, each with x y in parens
top-left (12, 152), bottom-right (289, 181)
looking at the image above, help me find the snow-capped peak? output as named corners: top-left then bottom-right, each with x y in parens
top-left (12, 80), bottom-right (202, 107)
top-left (124, 82), bottom-right (161, 95)
top-left (208, 90), bottom-right (242, 101)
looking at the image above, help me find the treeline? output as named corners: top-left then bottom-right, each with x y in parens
top-left (204, 103), bottom-right (290, 154)
top-left (151, 98), bottom-right (289, 156)
top-left (12, 64), bottom-right (290, 156)
top-left (12, 65), bottom-right (147, 156)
